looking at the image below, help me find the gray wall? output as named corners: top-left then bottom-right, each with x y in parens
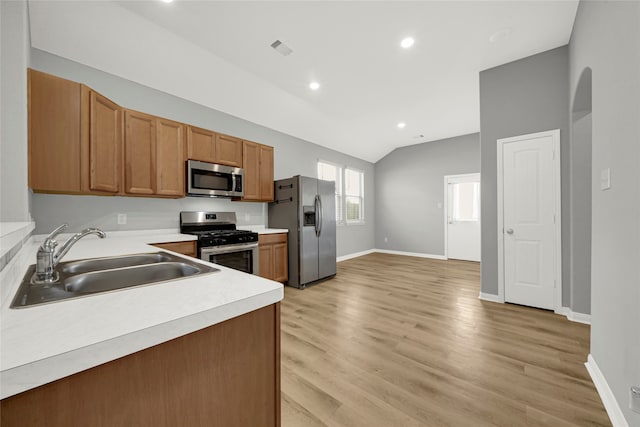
top-left (29, 49), bottom-right (375, 258)
top-left (570, 2), bottom-right (640, 425)
top-left (1, 0), bottom-right (31, 222)
top-left (570, 110), bottom-right (591, 314)
top-left (478, 46), bottom-right (570, 304)
top-left (374, 133), bottom-right (479, 255)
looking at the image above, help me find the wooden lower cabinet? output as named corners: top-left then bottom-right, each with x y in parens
top-left (259, 233), bottom-right (288, 283)
top-left (151, 241), bottom-right (197, 257)
top-left (1, 303), bottom-right (281, 427)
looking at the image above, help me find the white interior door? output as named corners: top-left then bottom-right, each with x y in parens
top-left (446, 173), bottom-right (481, 262)
top-left (499, 130), bottom-right (560, 310)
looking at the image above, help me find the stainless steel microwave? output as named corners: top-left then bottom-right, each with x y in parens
top-left (186, 160), bottom-right (244, 198)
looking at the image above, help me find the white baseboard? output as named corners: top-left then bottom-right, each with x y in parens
top-left (585, 354), bottom-right (628, 427)
top-left (567, 310), bottom-right (591, 325)
top-left (337, 249), bottom-right (447, 262)
top-left (374, 249), bottom-right (446, 260)
top-left (556, 307), bottom-right (591, 324)
top-left (337, 249), bottom-right (376, 262)
top-left (478, 292), bottom-right (503, 303)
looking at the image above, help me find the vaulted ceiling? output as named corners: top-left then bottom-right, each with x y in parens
top-left (29, 1), bottom-right (578, 162)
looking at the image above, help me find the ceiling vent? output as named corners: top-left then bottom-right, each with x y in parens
top-left (270, 40), bottom-right (293, 56)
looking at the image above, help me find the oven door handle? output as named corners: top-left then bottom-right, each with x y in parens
top-left (200, 242), bottom-right (258, 256)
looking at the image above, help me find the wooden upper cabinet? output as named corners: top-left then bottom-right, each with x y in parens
top-left (87, 90), bottom-right (121, 193)
top-left (242, 140), bottom-right (261, 200)
top-left (187, 126), bottom-right (216, 163)
top-left (124, 111), bottom-right (185, 197)
top-left (124, 110), bottom-right (155, 195)
top-left (28, 69), bottom-right (82, 193)
top-left (241, 140), bottom-right (274, 202)
top-left (28, 69), bottom-right (121, 195)
top-left (215, 133), bottom-right (243, 167)
top-left (156, 119), bottom-right (185, 197)
top-left (259, 144), bottom-right (274, 202)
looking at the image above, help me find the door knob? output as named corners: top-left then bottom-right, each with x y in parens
top-left (506, 228), bottom-right (514, 234)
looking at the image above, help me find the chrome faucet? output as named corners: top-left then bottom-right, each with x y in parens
top-left (32, 224), bottom-right (106, 284)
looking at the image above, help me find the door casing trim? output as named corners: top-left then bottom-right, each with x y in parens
top-left (496, 129), bottom-right (562, 313)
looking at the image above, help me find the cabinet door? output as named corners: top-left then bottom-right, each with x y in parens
top-left (273, 241), bottom-right (288, 283)
top-left (215, 134), bottom-right (243, 167)
top-left (242, 140), bottom-right (260, 200)
top-left (150, 241), bottom-right (196, 257)
top-left (259, 244), bottom-right (274, 280)
top-left (124, 110), bottom-right (155, 195)
top-left (28, 69), bottom-right (82, 192)
top-left (259, 145), bottom-right (274, 201)
top-left (89, 92), bottom-right (121, 193)
top-left (156, 119), bottom-right (185, 197)
top-left (187, 126), bottom-right (216, 163)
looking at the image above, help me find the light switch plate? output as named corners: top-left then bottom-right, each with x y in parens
top-left (117, 213), bottom-right (127, 225)
top-left (600, 168), bottom-right (611, 190)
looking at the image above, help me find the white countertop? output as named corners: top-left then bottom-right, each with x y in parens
top-left (0, 230), bottom-right (283, 399)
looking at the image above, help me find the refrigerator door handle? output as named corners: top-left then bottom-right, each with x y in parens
top-left (315, 195), bottom-right (323, 237)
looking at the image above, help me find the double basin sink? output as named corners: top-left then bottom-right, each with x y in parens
top-left (11, 252), bottom-right (219, 308)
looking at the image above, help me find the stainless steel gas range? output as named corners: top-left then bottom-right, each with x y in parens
top-left (180, 211), bottom-right (259, 275)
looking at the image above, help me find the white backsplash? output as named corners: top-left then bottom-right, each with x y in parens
top-left (31, 194), bottom-right (267, 234)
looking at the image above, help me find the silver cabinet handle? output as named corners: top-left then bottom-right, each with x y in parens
top-left (506, 228), bottom-right (514, 234)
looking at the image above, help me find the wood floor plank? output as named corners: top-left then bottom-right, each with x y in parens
top-left (280, 254), bottom-right (611, 427)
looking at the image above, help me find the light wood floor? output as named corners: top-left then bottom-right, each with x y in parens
top-left (280, 253), bottom-right (610, 427)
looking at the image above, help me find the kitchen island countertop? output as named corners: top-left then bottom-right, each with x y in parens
top-left (0, 230), bottom-right (283, 399)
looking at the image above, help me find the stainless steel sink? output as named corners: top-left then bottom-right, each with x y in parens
top-left (61, 252), bottom-right (176, 274)
top-left (63, 262), bottom-right (202, 294)
top-left (11, 252), bottom-right (219, 308)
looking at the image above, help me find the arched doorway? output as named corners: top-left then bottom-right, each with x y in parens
top-left (570, 67), bottom-right (592, 317)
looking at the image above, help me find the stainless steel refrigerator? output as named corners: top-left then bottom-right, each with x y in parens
top-left (268, 176), bottom-right (337, 289)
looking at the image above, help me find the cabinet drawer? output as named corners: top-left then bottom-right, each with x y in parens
top-left (151, 241), bottom-right (197, 257)
top-left (258, 233), bottom-right (287, 245)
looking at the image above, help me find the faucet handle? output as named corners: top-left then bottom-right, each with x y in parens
top-left (45, 223), bottom-right (68, 242)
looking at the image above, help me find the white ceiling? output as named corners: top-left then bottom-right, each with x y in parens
top-left (31, 1), bottom-right (579, 162)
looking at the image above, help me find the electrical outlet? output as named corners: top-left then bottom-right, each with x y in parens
top-left (437, 202), bottom-right (443, 209)
top-left (631, 386), bottom-right (640, 414)
top-left (384, 237), bottom-right (388, 243)
top-left (117, 213), bottom-right (127, 225)
top-left (244, 213), bottom-right (251, 222)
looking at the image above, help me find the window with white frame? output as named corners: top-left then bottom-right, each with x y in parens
top-left (317, 160), bottom-right (364, 225)
top-left (451, 182), bottom-right (480, 221)
top-left (344, 168), bottom-right (364, 223)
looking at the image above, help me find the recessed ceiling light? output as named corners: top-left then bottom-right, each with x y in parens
top-left (161, 0), bottom-right (174, 3)
top-left (397, 122), bottom-right (406, 129)
top-left (400, 37), bottom-right (414, 49)
top-left (309, 82), bottom-right (320, 91)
